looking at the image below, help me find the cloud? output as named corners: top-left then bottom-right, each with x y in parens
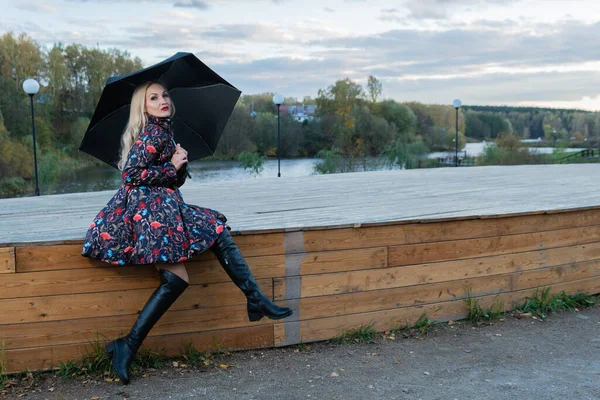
top-left (404, 0), bottom-right (519, 20)
top-left (324, 7), bottom-right (334, 12)
top-left (5, 0), bottom-right (600, 108)
top-left (173, 0), bottom-right (209, 9)
top-left (15, 0), bottom-right (57, 13)
top-left (380, 8), bottom-right (401, 23)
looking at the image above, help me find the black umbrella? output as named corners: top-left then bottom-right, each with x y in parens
top-left (79, 52), bottom-right (241, 168)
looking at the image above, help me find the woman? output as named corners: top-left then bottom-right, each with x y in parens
top-left (82, 81), bottom-right (292, 385)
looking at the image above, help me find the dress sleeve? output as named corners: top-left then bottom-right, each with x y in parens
top-left (176, 167), bottom-right (187, 187)
top-left (122, 125), bottom-right (178, 187)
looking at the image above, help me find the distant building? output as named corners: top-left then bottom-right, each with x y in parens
top-left (249, 103), bottom-right (318, 122)
top-left (279, 105), bottom-right (290, 115)
top-left (287, 104), bottom-right (317, 123)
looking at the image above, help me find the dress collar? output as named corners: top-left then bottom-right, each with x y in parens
top-left (146, 114), bottom-right (173, 130)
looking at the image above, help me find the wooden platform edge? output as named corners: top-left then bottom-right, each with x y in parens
top-left (2, 205), bottom-right (600, 248)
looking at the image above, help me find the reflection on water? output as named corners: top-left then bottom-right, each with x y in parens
top-left (46, 159), bottom-right (322, 195)
top-left (428, 142), bottom-right (582, 159)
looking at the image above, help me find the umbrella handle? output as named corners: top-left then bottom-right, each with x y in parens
top-left (173, 138), bottom-right (192, 178)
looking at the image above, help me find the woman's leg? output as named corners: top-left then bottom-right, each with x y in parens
top-left (211, 230), bottom-right (293, 321)
top-left (107, 263), bottom-right (189, 384)
top-left (157, 262), bottom-right (189, 283)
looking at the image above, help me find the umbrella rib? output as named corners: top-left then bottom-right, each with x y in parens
top-left (169, 83), bottom-right (230, 92)
top-left (173, 115), bottom-right (214, 155)
top-left (88, 104), bottom-right (131, 134)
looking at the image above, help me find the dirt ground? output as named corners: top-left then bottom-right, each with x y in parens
top-left (3, 306), bottom-right (600, 400)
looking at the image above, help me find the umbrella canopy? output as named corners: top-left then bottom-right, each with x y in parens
top-left (79, 52), bottom-right (241, 168)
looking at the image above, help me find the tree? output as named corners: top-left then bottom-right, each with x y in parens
top-left (0, 33), bottom-right (44, 138)
top-left (317, 78), bottom-right (364, 129)
top-left (216, 102), bottom-right (255, 157)
top-left (46, 45), bottom-right (69, 100)
top-left (376, 100), bottom-right (417, 140)
top-left (366, 75), bottom-right (382, 104)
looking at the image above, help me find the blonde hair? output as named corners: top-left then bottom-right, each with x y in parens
top-left (117, 81), bottom-right (175, 170)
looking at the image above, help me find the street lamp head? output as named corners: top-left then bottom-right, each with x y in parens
top-left (452, 99), bottom-right (462, 109)
top-left (23, 78), bottom-right (40, 96)
top-left (272, 93), bottom-right (284, 106)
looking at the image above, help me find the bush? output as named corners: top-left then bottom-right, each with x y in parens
top-left (314, 149), bottom-right (342, 174)
top-left (0, 177), bottom-right (29, 198)
top-left (479, 143), bottom-right (546, 166)
top-left (237, 151), bottom-right (265, 176)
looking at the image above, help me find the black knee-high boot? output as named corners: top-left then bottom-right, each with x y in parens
top-left (105, 269), bottom-right (188, 384)
top-left (211, 229), bottom-right (293, 321)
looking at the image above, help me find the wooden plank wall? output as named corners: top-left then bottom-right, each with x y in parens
top-left (2, 208), bottom-right (600, 373)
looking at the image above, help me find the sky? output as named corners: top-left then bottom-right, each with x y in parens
top-left (2, 0), bottom-right (600, 110)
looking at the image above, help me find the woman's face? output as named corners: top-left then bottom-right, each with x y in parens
top-left (145, 83), bottom-right (172, 118)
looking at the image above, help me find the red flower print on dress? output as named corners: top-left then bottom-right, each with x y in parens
top-left (81, 117), bottom-right (226, 265)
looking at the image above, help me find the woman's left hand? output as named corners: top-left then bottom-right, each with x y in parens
top-left (171, 144), bottom-right (188, 170)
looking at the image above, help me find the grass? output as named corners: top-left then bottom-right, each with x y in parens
top-left (80, 336), bottom-right (113, 375)
top-left (406, 313), bottom-right (438, 336)
top-left (180, 340), bottom-right (230, 369)
top-left (133, 349), bottom-right (166, 371)
top-left (332, 322), bottom-right (378, 344)
top-left (465, 288), bottom-right (597, 324)
top-left (391, 313), bottom-right (439, 338)
top-left (181, 342), bottom-right (211, 368)
top-left (465, 294), bottom-right (505, 324)
top-left (54, 361), bottom-right (80, 379)
top-left (519, 288), bottom-right (597, 319)
top-left (295, 340), bottom-right (312, 352)
top-left (0, 342), bottom-right (6, 389)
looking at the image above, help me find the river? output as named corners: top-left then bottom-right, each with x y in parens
top-left (42, 143), bottom-right (581, 195)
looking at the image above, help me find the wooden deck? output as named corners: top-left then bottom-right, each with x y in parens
top-left (1, 164), bottom-right (600, 244)
top-left (1, 164), bottom-right (600, 373)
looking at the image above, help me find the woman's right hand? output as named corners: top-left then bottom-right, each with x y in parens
top-left (171, 144), bottom-right (188, 171)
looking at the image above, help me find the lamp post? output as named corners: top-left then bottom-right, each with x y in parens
top-left (272, 93), bottom-right (284, 178)
top-left (452, 99), bottom-right (462, 167)
top-left (23, 78), bottom-right (40, 196)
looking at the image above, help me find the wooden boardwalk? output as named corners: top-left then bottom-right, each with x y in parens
top-left (1, 164), bottom-right (600, 373)
top-left (1, 164), bottom-right (600, 244)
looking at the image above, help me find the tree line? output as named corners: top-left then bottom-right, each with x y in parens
top-left (2, 32), bottom-right (600, 195)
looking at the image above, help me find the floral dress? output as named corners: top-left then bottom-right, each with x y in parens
top-left (81, 115), bottom-right (225, 265)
